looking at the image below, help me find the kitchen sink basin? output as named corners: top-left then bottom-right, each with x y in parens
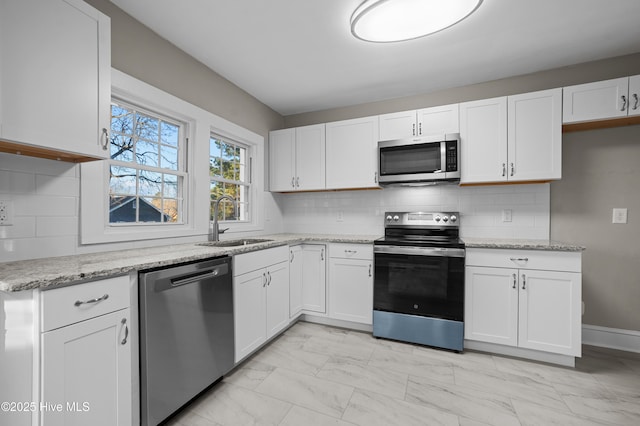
top-left (198, 238), bottom-right (273, 248)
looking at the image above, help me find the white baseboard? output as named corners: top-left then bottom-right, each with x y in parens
top-left (582, 324), bottom-right (640, 353)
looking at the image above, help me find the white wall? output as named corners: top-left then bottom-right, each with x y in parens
top-left (0, 153), bottom-right (284, 262)
top-left (275, 183), bottom-right (550, 238)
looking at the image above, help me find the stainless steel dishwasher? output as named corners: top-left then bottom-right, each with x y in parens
top-left (139, 256), bottom-right (234, 426)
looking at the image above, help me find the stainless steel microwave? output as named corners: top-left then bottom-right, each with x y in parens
top-left (377, 133), bottom-right (460, 185)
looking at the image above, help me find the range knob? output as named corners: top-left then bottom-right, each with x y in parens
top-left (442, 216), bottom-right (449, 222)
top-left (450, 215), bottom-right (458, 223)
top-left (386, 215), bottom-right (393, 222)
top-left (393, 215), bottom-right (400, 222)
top-left (434, 215), bottom-right (441, 222)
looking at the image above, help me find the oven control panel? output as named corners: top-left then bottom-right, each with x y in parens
top-left (384, 212), bottom-right (459, 227)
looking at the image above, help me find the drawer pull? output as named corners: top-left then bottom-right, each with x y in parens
top-left (74, 294), bottom-right (109, 307)
top-left (345, 249), bottom-right (357, 254)
top-left (120, 318), bottom-right (129, 345)
top-left (509, 257), bottom-right (529, 262)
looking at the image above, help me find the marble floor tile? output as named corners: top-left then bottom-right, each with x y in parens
top-left (188, 382), bottom-right (291, 426)
top-left (405, 374), bottom-right (521, 426)
top-left (250, 341), bottom-right (330, 376)
top-left (279, 405), bottom-right (357, 426)
top-left (368, 347), bottom-right (455, 382)
top-left (342, 389), bottom-right (459, 426)
top-left (511, 398), bottom-right (610, 426)
top-left (453, 364), bottom-right (569, 412)
top-left (222, 359), bottom-right (276, 390)
top-left (302, 334), bottom-right (376, 364)
top-left (254, 367), bottom-right (354, 418)
top-left (316, 358), bottom-right (408, 399)
top-left (163, 322), bottom-right (640, 426)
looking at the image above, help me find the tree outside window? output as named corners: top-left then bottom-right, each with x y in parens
top-left (209, 135), bottom-right (250, 222)
top-left (109, 101), bottom-right (185, 224)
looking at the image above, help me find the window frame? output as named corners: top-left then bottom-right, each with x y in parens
top-left (80, 69), bottom-right (265, 245)
top-left (108, 99), bottom-right (187, 226)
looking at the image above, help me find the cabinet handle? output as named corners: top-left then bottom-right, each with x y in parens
top-left (345, 249), bottom-right (357, 254)
top-left (510, 257), bottom-right (529, 262)
top-left (291, 177), bottom-right (295, 188)
top-left (374, 172), bottom-right (378, 183)
top-left (633, 94), bottom-right (639, 110)
top-left (510, 163), bottom-right (515, 177)
top-left (296, 177), bottom-right (300, 188)
top-left (321, 249), bottom-right (324, 261)
top-left (290, 250), bottom-right (294, 263)
top-left (621, 95), bottom-right (628, 111)
top-left (502, 163), bottom-right (506, 177)
top-left (369, 264), bottom-right (372, 277)
top-left (418, 122), bottom-right (422, 135)
top-left (120, 318), bottom-right (129, 345)
top-left (522, 274), bottom-right (526, 290)
top-left (74, 294), bottom-right (109, 307)
top-left (263, 272), bottom-right (267, 287)
top-left (267, 271), bottom-right (272, 286)
top-left (101, 128), bottom-right (109, 151)
top-left (412, 123), bottom-right (416, 136)
top-left (512, 273), bottom-right (517, 289)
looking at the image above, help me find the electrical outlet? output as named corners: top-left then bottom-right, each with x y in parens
top-left (0, 199), bottom-right (14, 226)
top-left (502, 209), bottom-right (512, 223)
top-left (337, 211), bottom-right (344, 222)
top-left (612, 208), bottom-right (628, 224)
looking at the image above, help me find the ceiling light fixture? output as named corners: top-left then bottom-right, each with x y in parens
top-left (350, 0), bottom-right (483, 43)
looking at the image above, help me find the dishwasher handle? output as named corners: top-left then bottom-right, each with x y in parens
top-left (169, 263), bottom-right (230, 288)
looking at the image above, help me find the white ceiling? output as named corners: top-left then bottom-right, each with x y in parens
top-left (111, 0), bottom-right (640, 116)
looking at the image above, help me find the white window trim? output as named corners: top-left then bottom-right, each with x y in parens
top-left (80, 69), bottom-right (264, 244)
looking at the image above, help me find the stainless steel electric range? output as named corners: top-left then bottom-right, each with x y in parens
top-left (373, 212), bottom-right (465, 352)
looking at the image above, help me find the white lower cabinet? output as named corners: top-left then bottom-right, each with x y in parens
top-left (233, 246), bottom-right (290, 362)
top-left (289, 244), bottom-right (326, 318)
top-left (328, 244), bottom-right (374, 325)
top-left (465, 249), bottom-right (582, 358)
top-left (39, 275), bottom-right (132, 426)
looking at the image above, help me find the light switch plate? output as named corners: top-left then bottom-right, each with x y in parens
top-left (612, 208), bottom-right (628, 224)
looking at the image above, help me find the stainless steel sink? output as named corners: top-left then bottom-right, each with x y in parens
top-left (198, 238), bottom-right (273, 248)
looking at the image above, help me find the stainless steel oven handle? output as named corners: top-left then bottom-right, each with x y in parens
top-left (374, 245), bottom-right (465, 258)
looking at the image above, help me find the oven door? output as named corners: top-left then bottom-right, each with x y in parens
top-left (373, 246), bottom-right (465, 321)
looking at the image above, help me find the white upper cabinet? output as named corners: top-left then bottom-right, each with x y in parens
top-left (325, 116), bottom-right (379, 190)
top-left (0, 0), bottom-right (111, 160)
top-left (378, 104), bottom-right (459, 141)
top-left (460, 97), bottom-right (508, 184)
top-left (460, 89), bottom-right (561, 184)
top-left (269, 124), bottom-right (325, 192)
top-left (563, 75), bottom-right (640, 123)
top-left (507, 89), bottom-right (562, 181)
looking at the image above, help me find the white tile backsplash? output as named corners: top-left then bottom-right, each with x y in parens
top-left (1, 152), bottom-right (550, 262)
top-left (275, 183), bottom-right (550, 240)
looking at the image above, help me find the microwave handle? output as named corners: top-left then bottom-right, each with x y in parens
top-left (440, 142), bottom-right (447, 174)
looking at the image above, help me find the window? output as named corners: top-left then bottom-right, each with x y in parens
top-left (209, 135), bottom-right (250, 222)
top-left (109, 101), bottom-right (186, 224)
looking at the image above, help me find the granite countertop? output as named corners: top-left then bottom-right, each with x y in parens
top-left (462, 238), bottom-right (585, 252)
top-left (0, 233), bottom-right (379, 292)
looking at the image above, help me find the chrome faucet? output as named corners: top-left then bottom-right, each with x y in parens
top-left (210, 195), bottom-right (237, 241)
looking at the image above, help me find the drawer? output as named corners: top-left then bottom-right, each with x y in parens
top-left (233, 245), bottom-right (289, 276)
top-left (329, 243), bottom-right (373, 260)
top-left (466, 248), bottom-right (581, 273)
top-left (41, 275), bottom-right (130, 332)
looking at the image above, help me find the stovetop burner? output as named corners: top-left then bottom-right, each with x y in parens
top-left (375, 211), bottom-right (464, 249)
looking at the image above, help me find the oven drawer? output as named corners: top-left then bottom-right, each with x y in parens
top-left (466, 248), bottom-right (581, 272)
top-left (330, 243), bottom-right (373, 260)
